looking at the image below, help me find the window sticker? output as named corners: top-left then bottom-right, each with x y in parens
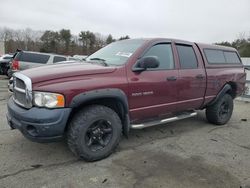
top-left (116, 52), bottom-right (133, 58)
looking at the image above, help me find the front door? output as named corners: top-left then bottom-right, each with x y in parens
top-left (127, 43), bottom-right (179, 122)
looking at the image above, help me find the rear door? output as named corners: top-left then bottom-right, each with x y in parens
top-left (174, 43), bottom-right (206, 111)
top-left (127, 42), bottom-right (179, 122)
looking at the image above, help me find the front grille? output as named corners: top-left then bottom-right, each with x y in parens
top-left (13, 90), bottom-right (27, 106)
top-left (13, 73), bottom-right (32, 108)
top-left (16, 78), bottom-right (25, 89)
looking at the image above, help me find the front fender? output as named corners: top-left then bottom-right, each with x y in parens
top-left (69, 88), bottom-right (130, 137)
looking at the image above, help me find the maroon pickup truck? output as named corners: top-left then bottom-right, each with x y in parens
top-left (7, 38), bottom-right (246, 161)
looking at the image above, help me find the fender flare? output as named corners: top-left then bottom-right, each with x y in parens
top-left (69, 88), bottom-right (130, 137)
top-left (208, 84), bottom-right (232, 106)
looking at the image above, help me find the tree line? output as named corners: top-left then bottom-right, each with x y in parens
top-left (215, 33), bottom-right (250, 57)
top-left (0, 27), bottom-right (249, 57)
top-left (0, 27), bottom-right (129, 56)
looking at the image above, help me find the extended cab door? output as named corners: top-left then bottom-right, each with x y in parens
top-left (127, 43), bottom-right (179, 122)
top-left (174, 43), bottom-right (206, 111)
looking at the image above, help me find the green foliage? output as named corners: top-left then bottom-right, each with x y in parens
top-left (106, 34), bottom-right (115, 44)
top-left (216, 36), bottom-right (250, 57)
top-left (79, 31), bottom-right (96, 55)
top-left (119, 35), bottom-right (130, 41)
top-left (6, 27), bottom-right (249, 57)
top-left (40, 30), bottom-right (60, 53)
top-left (0, 27), bottom-right (132, 55)
top-left (60, 29), bottom-right (71, 52)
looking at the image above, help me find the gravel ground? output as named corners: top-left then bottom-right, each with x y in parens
top-left (0, 75), bottom-right (250, 188)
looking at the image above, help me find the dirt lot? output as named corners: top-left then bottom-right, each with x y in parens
top-left (0, 75), bottom-right (250, 188)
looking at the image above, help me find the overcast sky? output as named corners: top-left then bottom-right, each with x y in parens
top-left (0, 0), bottom-right (249, 43)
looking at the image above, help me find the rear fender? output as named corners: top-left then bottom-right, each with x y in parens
top-left (207, 84), bottom-right (232, 106)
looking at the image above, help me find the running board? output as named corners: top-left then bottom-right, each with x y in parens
top-left (131, 112), bottom-right (197, 129)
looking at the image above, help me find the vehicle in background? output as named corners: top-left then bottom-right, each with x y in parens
top-left (0, 54), bottom-right (13, 76)
top-left (67, 56), bottom-right (81, 61)
top-left (7, 38), bottom-right (246, 161)
top-left (54, 60), bottom-right (78, 64)
top-left (0, 41), bottom-right (5, 56)
top-left (73, 55), bottom-right (87, 61)
top-left (9, 50), bottom-right (71, 77)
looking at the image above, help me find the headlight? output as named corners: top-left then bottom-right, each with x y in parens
top-left (33, 91), bottom-right (65, 108)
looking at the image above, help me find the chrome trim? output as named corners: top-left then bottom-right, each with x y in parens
top-left (13, 86), bottom-right (25, 93)
top-left (8, 77), bottom-right (13, 93)
top-left (131, 112), bottom-right (197, 129)
top-left (13, 97), bottom-right (27, 108)
top-left (13, 72), bottom-right (33, 108)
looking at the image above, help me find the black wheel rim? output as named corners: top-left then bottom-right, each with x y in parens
top-left (219, 101), bottom-right (230, 119)
top-left (85, 119), bottom-right (113, 152)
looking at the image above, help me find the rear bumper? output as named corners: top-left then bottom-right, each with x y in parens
top-left (7, 97), bottom-right (72, 143)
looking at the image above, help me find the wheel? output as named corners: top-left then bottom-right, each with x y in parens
top-left (206, 94), bottom-right (234, 125)
top-left (67, 105), bottom-right (122, 161)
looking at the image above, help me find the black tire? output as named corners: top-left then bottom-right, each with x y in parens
top-left (206, 94), bottom-right (234, 125)
top-left (67, 105), bottom-right (122, 161)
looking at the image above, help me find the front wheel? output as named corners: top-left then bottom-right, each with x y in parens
top-left (67, 105), bottom-right (122, 161)
top-left (206, 94), bottom-right (234, 125)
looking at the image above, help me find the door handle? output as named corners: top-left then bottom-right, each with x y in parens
top-left (167, 76), bottom-right (177, 81)
top-left (195, 74), bottom-right (204, 79)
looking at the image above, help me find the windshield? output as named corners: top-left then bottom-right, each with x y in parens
top-left (86, 39), bottom-right (145, 66)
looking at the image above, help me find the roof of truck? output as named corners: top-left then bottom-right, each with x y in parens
top-left (196, 43), bottom-right (237, 52)
top-left (130, 38), bottom-right (238, 52)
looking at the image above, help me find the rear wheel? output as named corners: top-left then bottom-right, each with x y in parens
top-left (67, 105), bottom-right (122, 161)
top-left (206, 94), bottom-right (233, 125)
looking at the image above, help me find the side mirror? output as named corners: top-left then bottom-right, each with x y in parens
top-left (132, 56), bottom-right (160, 72)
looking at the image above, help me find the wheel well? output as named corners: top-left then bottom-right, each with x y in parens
top-left (65, 98), bottom-right (126, 132)
top-left (226, 82), bottom-right (237, 98)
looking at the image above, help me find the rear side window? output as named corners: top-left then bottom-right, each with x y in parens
top-left (53, 56), bottom-right (67, 63)
top-left (224, 51), bottom-right (241, 63)
top-left (204, 49), bottom-right (241, 64)
top-left (15, 52), bottom-right (50, 64)
top-left (143, 43), bottom-right (174, 70)
top-left (204, 49), bottom-right (225, 64)
top-left (176, 45), bottom-right (198, 69)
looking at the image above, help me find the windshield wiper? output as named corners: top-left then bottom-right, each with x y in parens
top-left (90, 57), bottom-right (106, 61)
top-left (89, 58), bottom-right (109, 67)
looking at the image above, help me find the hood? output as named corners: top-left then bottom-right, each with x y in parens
top-left (21, 62), bottom-right (117, 83)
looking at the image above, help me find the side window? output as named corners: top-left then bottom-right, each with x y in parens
top-left (224, 51), bottom-right (241, 64)
top-left (204, 49), bottom-right (225, 64)
top-left (204, 49), bottom-right (241, 64)
top-left (143, 44), bottom-right (174, 70)
top-left (176, 45), bottom-right (198, 69)
top-left (53, 56), bottom-right (67, 63)
top-left (19, 53), bottom-right (50, 64)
